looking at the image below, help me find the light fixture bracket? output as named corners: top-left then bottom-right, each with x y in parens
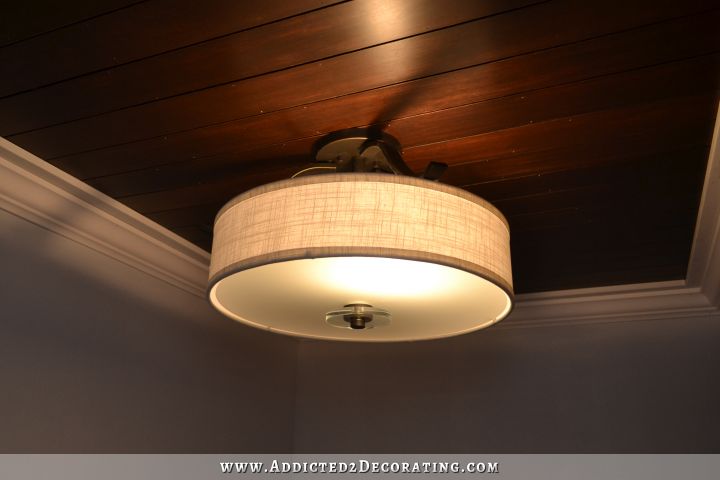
top-left (293, 128), bottom-right (448, 180)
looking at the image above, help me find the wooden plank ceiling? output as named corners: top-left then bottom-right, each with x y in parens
top-left (2, 0), bottom-right (719, 293)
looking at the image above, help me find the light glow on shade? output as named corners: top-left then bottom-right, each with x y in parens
top-left (208, 174), bottom-right (513, 342)
top-left (316, 256), bottom-right (460, 298)
top-left (209, 256), bottom-right (512, 342)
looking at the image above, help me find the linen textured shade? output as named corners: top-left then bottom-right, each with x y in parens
top-left (208, 173), bottom-right (513, 341)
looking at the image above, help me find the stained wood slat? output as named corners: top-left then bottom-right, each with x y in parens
top-left (488, 149), bottom-right (705, 236)
top-left (518, 269), bottom-right (688, 292)
top-left (91, 93), bottom-right (716, 213)
top-left (512, 216), bottom-right (697, 262)
top-left (391, 58), bottom-right (719, 152)
top-left (5, 1), bottom-right (717, 150)
top-left (494, 172), bottom-right (701, 219)
top-left (489, 148), bottom-right (706, 207)
top-left (515, 261), bottom-right (689, 292)
top-left (446, 138), bottom-right (713, 192)
top-left (0, 0), bottom-right (542, 133)
top-left (38, 12), bottom-right (720, 179)
top-left (513, 234), bottom-right (695, 269)
top-left (468, 146), bottom-right (708, 204)
top-left (0, 0), bottom-right (341, 97)
top-left (512, 226), bottom-right (696, 273)
top-left (518, 270), bottom-right (687, 293)
top-left (403, 94), bottom-right (717, 172)
top-left (168, 226), bottom-right (213, 251)
top-left (509, 191), bottom-right (700, 284)
top-left (508, 204), bottom-right (698, 234)
top-left (147, 203), bottom-right (224, 229)
top-left (0, 0), bottom-right (141, 47)
top-left (83, 54), bottom-right (718, 198)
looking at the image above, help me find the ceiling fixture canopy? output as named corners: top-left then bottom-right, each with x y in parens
top-left (208, 129), bottom-right (513, 341)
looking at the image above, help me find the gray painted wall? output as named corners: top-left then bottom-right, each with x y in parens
top-left (0, 209), bottom-right (297, 452)
top-left (293, 316), bottom-right (720, 452)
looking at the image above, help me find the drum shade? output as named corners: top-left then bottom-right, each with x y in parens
top-left (208, 173), bottom-right (513, 341)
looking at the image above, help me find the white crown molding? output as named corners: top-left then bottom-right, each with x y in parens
top-left (505, 280), bottom-right (718, 329)
top-left (686, 103), bottom-right (720, 306)
top-left (1, 100), bottom-right (719, 327)
top-left (0, 137), bottom-right (210, 298)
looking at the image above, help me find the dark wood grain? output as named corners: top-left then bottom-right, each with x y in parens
top-left (510, 218), bottom-right (699, 292)
top-left (518, 269), bottom-right (688, 292)
top-left (82, 54), bottom-right (718, 199)
top-left (0, 0), bottom-right (141, 47)
top-left (147, 204), bottom-right (224, 229)
top-left (168, 226), bottom-right (213, 251)
top-left (89, 93), bottom-right (717, 213)
top-left (0, 0), bottom-right (340, 97)
top-left (468, 146), bottom-right (708, 205)
top-left (37, 11), bottom-right (719, 179)
top-left (515, 260), bottom-right (690, 292)
top-left (512, 235), bottom-right (694, 273)
top-left (404, 95), bottom-right (717, 173)
top-left (4, 0), bottom-right (716, 143)
top-left (0, 0), bottom-right (541, 133)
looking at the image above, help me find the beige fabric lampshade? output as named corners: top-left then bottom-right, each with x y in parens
top-left (208, 173), bottom-right (513, 341)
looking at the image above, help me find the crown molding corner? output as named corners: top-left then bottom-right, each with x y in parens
top-left (686, 102), bottom-right (720, 306)
top-left (0, 137), bottom-right (210, 298)
top-left (506, 280), bottom-right (717, 329)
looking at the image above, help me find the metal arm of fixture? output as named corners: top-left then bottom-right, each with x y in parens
top-left (422, 161), bottom-right (449, 181)
top-left (367, 138), bottom-right (416, 176)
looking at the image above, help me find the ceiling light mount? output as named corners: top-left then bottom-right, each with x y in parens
top-left (207, 129), bottom-right (513, 342)
top-left (294, 128), bottom-right (448, 180)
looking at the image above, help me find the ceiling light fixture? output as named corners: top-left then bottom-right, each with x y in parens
top-left (207, 129), bottom-right (513, 341)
